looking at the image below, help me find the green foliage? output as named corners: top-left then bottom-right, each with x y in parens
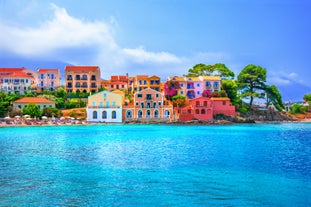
top-left (187, 63), bottom-right (234, 80)
top-left (265, 85), bottom-right (284, 111)
top-left (8, 108), bottom-right (23, 117)
top-left (56, 87), bottom-right (67, 98)
top-left (22, 103), bottom-right (42, 118)
top-left (65, 99), bottom-right (86, 109)
top-left (42, 107), bottom-right (60, 117)
top-left (221, 80), bottom-right (240, 105)
top-left (303, 93), bottom-right (311, 102)
top-left (290, 104), bottom-right (307, 114)
top-left (69, 110), bottom-right (77, 117)
top-left (239, 104), bottom-right (249, 113)
top-left (55, 97), bottom-right (65, 109)
top-left (237, 64), bottom-right (267, 106)
top-left (171, 95), bottom-right (186, 107)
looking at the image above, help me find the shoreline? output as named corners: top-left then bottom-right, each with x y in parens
top-left (1, 119), bottom-right (310, 128)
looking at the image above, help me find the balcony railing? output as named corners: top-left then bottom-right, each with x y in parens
top-left (87, 106), bottom-right (121, 109)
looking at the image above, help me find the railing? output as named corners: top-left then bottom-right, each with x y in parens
top-left (87, 106), bottom-right (121, 109)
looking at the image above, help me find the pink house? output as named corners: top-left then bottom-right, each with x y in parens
top-left (178, 97), bottom-right (235, 122)
top-left (211, 97), bottom-right (236, 117)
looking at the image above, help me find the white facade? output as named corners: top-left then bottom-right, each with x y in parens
top-left (86, 90), bottom-right (123, 123)
top-left (87, 108), bottom-right (122, 123)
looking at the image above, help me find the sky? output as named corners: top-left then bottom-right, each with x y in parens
top-left (0, 0), bottom-right (310, 100)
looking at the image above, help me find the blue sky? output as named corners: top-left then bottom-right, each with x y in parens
top-left (0, 0), bottom-right (310, 100)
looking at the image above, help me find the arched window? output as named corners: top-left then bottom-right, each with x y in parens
top-left (154, 110), bottom-right (159, 118)
top-left (93, 111), bottom-right (97, 119)
top-left (146, 110), bottom-right (151, 118)
top-left (164, 110), bottom-right (170, 118)
top-left (201, 109), bottom-right (206, 114)
top-left (112, 111), bottom-right (117, 119)
top-left (126, 110), bottom-right (132, 118)
top-left (195, 109), bottom-right (200, 114)
top-left (138, 110), bottom-right (142, 118)
top-left (102, 111), bottom-right (107, 119)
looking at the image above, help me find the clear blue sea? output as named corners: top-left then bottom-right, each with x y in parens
top-left (0, 123), bottom-right (311, 206)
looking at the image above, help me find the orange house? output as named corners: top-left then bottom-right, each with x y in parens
top-left (65, 66), bottom-right (101, 93)
top-left (123, 88), bottom-right (173, 121)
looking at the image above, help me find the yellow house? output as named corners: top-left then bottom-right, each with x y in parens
top-left (87, 90), bottom-right (122, 123)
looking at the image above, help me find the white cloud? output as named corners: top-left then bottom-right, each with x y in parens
top-left (0, 3), bottom-right (230, 78)
top-left (268, 71), bottom-right (306, 86)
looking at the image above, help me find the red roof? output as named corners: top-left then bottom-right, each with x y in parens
top-left (110, 81), bottom-right (127, 85)
top-left (3, 72), bottom-right (30, 78)
top-left (13, 97), bottom-right (55, 104)
top-left (37, 69), bottom-right (60, 73)
top-left (0, 68), bottom-right (26, 74)
top-left (65, 66), bottom-right (99, 71)
top-left (211, 97), bottom-right (230, 101)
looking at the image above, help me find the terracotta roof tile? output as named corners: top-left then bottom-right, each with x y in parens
top-left (37, 69), bottom-right (60, 73)
top-left (211, 97), bottom-right (230, 101)
top-left (13, 97), bottom-right (55, 104)
top-left (65, 66), bottom-right (100, 71)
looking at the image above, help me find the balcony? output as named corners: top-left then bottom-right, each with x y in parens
top-left (187, 84), bottom-right (195, 89)
top-left (91, 85), bottom-right (97, 88)
top-left (67, 85), bottom-right (72, 88)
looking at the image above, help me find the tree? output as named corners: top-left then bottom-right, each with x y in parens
top-left (55, 87), bottom-right (67, 99)
top-left (42, 107), bottom-right (60, 117)
top-left (171, 95), bottom-right (186, 108)
top-left (221, 80), bottom-right (240, 105)
top-left (187, 63), bottom-right (234, 80)
top-left (237, 64), bottom-right (267, 107)
top-left (290, 104), bottom-right (307, 114)
top-left (23, 103), bottom-right (41, 118)
top-left (265, 85), bottom-right (284, 111)
top-left (303, 94), bottom-right (311, 102)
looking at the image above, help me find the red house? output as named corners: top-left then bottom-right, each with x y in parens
top-left (178, 97), bottom-right (235, 122)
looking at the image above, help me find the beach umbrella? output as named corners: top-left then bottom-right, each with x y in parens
top-left (41, 116), bottom-right (48, 120)
top-left (15, 116), bottom-right (21, 118)
top-left (4, 116), bottom-right (10, 119)
top-left (60, 117), bottom-right (65, 120)
top-left (23, 115), bottom-right (30, 118)
top-left (26, 117), bottom-right (32, 120)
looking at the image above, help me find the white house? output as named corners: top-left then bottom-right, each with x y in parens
top-left (87, 90), bottom-right (122, 123)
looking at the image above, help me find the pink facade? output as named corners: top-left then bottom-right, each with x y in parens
top-left (211, 97), bottom-right (236, 117)
top-left (178, 97), bottom-right (235, 122)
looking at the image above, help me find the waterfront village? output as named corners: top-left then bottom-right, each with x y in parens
top-left (0, 65), bottom-right (310, 126)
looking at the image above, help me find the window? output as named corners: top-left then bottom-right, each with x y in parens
top-left (112, 101), bottom-right (116, 107)
top-left (51, 82), bottom-right (54, 87)
top-left (201, 109), bottom-right (206, 114)
top-left (196, 101), bottom-right (200, 106)
top-left (99, 101), bottom-right (103, 107)
top-left (103, 93), bottom-right (107, 98)
top-left (180, 91), bottom-right (184, 95)
top-left (138, 110), bottom-right (142, 118)
top-left (106, 101), bottom-right (110, 107)
top-left (102, 111), bottom-right (107, 119)
top-left (156, 94), bottom-right (159, 98)
top-left (195, 109), bottom-right (200, 114)
top-left (92, 101), bottom-right (96, 107)
top-left (197, 83), bottom-right (200, 87)
top-left (112, 111), bottom-right (117, 119)
top-left (18, 105), bottom-right (21, 109)
top-left (206, 82), bottom-right (211, 87)
top-left (214, 82), bottom-right (219, 88)
top-left (180, 83), bottom-right (184, 87)
top-left (40, 74), bottom-right (44, 79)
top-left (139, 80), bottom-right (142, 85)
top-left (144, 80), bottom-right (147, 85)
top-left (146, 110), bottom-right (151, 118)
top-left (146, 94), bottom-right (152, 100)
top-left (141, 102), bottom-right (144, 108)
top-left (40, 81), bottom-right (44, 87)
top-left (223, 101), bottom-right (226, 105)
top-left (126, 110), bottom-right (132, 118)
top-left (153, 102), bottom-right (157, 108)
top-left (93, 111), bottom-right (98, 119)
top-left (43, 105), bottom-right (46, 108)
top-left (154, 110), bottom-right (159, 118)
top-left (204, 101), bottom-right (208, 106)
top-left (51, 74), bottom-right (55, 79)
top-left (164, 110), bottom-right (170, 118)
top-left (136, 102), bottom-right (139, 106)
top-left (158, 102), bottom-right (161, 107)
top-left (197, 91), bottom-right (200, 95)
top-left (138, 94), bottom-right (142, 98)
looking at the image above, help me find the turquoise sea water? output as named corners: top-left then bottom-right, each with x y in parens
top-left (0, 123), bottom-right (311, 206)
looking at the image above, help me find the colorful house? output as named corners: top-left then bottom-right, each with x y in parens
top-left (211, 97), bottom-right (236, 117)
top-left (128, 75), bottom-right (162, 93)
top-left (167, 76), bottom-right (221, 99)
top-left (37, 68), bottom-right (61, 92)
top-left (65, 66), bottom-right (101, 93)
top-left (123, 88), bottom-right (173, 121)
top-left (86, 90), bottom-right (122, 123)
top-left (0, 68), bottom-right (37, 94)
top-left (178, 97), bottom-right (235, 122)
top-left (13, 97), bottom-right (55, 111)
top-left (101, 75), bottom-right (128, 91)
